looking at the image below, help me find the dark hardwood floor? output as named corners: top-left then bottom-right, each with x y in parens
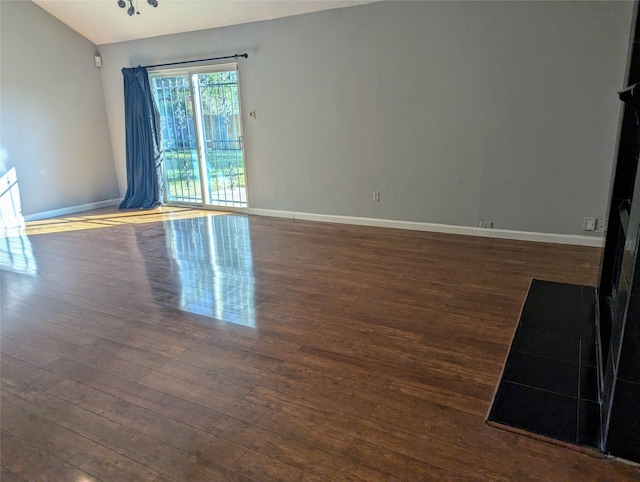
top-left (1, 206), bottom-right (639, 481)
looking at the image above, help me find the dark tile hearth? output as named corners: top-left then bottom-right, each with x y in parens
top-left (502, 351), bottom-right (578, 398)
top-left (491, 381), bottom-right (578, 443)
top-left (487, 279), bottom-right (599, 449)
top-left (510, 326), bottom-right (580, 364)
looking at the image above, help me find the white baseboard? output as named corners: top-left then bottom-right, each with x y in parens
top-left (24, 198), bottom-right (123, 222)
top-left (245, 208), bottom-right (294, 220)
top-left (247, 208), bottom-right (604, 247)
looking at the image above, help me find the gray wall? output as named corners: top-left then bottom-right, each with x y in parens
top-left (1, 0), bottom-right (118, 217)
top-left (98, 1), bottom-right (632, 236)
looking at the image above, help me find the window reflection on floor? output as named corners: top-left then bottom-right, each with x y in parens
top-left (0, 166), bottom-right (37, 276)
top-left (0, 233), bottom-right (37, 276)
top-left (164, 214), bottom-right (256, 327)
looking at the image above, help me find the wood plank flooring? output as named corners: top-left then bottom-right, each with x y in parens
top-left (1, 206), bottom-right (639, 481)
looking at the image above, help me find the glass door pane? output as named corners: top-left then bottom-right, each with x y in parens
top-left (195, 70), bottom-right (247, 208)
top-left (151, 74), bottom-right (203, 204)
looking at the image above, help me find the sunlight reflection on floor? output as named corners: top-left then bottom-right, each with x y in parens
top-left (1, 206), bottom-right (231, 238)
top-left (1, 205), bottom-right (255, 327)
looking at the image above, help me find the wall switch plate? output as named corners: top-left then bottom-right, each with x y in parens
top-left (248, 110), bottom-right (256, 120)
top-left (584, 217), bottom-right (596, 231)
top-left (479, 221), bottom-right (493, 229)
top-left (596, 218), bottom-right (608, 233)
top-left (372, 191), bottom-right (380, 202)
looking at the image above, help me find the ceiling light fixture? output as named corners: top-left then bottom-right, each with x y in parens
top-left (117, 0), bottom-right (158, 16)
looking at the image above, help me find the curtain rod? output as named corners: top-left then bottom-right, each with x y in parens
top-left (142, 53), bottom-right (248, 70)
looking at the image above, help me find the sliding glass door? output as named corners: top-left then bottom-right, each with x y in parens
top-left (150, 65), bottom-right (247, 208)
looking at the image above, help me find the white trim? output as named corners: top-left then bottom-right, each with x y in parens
top-left (165, 202), bottom-right (247, 214)
top-left (247, 208), bottom-right (604, 247)
top-left (247, 208), bottom-right (295, 219)
top-left (24, 198), bottom-right (123, 222)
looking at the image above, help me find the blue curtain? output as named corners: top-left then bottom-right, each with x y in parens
top-left (119, 66), bottom-right (164, 209)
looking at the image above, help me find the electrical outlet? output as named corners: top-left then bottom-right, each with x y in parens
top-left (596, 218), bottom-right (608, 233)
top-left (583, 217), bottom-right (596, 231)
top-left (479, 221), bottom-right (493, 229)
top-left (372, 191), bottom-right (381, 203)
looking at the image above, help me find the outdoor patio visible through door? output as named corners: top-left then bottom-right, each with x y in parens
top-left (150, 64), bottom-right (247, 208)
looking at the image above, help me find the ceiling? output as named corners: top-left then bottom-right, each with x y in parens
top-left (32, 0), bottom-right (376, 45)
